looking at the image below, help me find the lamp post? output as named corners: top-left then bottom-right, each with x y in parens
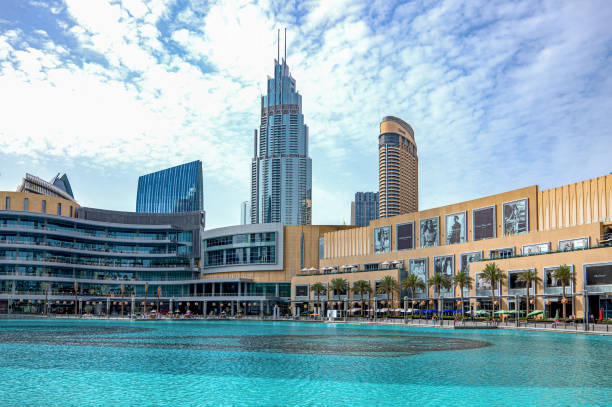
top-left (404, 296), bottom-right (408, 323)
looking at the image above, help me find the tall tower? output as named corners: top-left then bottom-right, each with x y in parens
top-left (379, 116), bottom-right (418, 217)
top-left (251, 30), bottom-right (312, 225)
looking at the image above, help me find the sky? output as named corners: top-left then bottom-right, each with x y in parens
top-left (0, 0), bottom-right (611, 230)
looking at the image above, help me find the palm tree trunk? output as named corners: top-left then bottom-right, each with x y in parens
top-left (562, 282), bottom-right (567, 319)
top-left (525, 285), bottom-right (530, 318)
top-left (411, 289), bottom-right (414, 320)
top-left (491, 284), bottom-right (496, 320)
top-left (460, 285), bottom-right (464, 319)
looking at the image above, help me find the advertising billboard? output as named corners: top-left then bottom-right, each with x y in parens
top-left (409, 258), bottom-right (428, 294)
top-left (473, 206), bottom-right (495, 241)
top-left (503, 199), bottom-right (528, 235)
top-left (420, 217), bottom-right (440, 248)
top-left (374, 226), bottom-right (391, 254)
top-left (396, 222), bottom-right (414, 251)
top-left (445, 212), bottom-right (467, 245)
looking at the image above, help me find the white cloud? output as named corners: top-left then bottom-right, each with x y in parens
top-left (1, 0), bottom-right (611, 227)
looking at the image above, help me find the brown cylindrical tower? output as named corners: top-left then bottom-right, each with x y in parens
top-left (379, 116), bottom-right (418, 217)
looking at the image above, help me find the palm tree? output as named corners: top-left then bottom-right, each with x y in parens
top-left (352, 280), bottom-right (371, 317)
top-left (453, 269), bottom-right (473, 318)
top-left (428, 273), bottom-right (451, 318)
top-left (553, 265), bottom-right (573, 319)
top-left (376, 276), bottom-right (399, 316)
top-left (481, 262), bottom-right (506, 318)
top-left (310, 282), bottom-right (327, 318)
top-left (330, 278), bottom-right (349, 314)
top-left (516, 269), bottom-right (541, 316)
top-left (401, 274), bottom-right (426, 316)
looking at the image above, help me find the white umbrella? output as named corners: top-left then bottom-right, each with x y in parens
top-left (301, 268), bottom-right (308, 272)
top-left (382, 261), bottom-right (390, 267)
top-left (308, 267), bottom-right (318, 272)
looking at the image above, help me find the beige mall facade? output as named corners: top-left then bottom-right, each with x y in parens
top-left (291, 174), bottom-right (612, 319)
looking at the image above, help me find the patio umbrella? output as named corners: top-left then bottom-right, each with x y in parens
top-left (494, 310), bottom-right (511, 315)
top-left (527, 310), bottom-right (544, 317)
top-left (554, 310), bottom-right (559, 320)
top-left (599, 308), bottom-right (603, 322)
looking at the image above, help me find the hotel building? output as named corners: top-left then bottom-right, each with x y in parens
top-left (379, 116), bottom-right (418, 218)
top-left (250, 36), bottom-right (312, 225)
top-left (292, 174), bottom-right (612, 320)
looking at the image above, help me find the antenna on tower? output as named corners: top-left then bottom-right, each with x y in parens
top-left (284, 27), bottom-right (287, 64)
top-left (277, 29), bottom-right (280, 64)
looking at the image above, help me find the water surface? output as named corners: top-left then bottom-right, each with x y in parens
top-left (0, 319), bottom-right (609, 406)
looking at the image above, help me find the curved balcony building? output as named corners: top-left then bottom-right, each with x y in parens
top-left (379, 116), bottom-right (418, 218)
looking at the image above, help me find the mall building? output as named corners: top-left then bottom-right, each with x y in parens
top-left (0, 189), bottom-right (346, 316)
top-left (292, 174), bottom-right (612, 320)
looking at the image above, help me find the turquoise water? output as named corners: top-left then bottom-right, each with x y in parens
top-left (0, 320), bottom-right (610, 406)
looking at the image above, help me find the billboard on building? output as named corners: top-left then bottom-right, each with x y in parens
top-left (585, 263), bottom-right (612, 286)
top-left (473, 206), bottom-right (495, 241)
top-left (409, 258), bottom-right (428, 293)
top-left (475, 273), bottom-right (492, 290)
top-left (543, 266), bottom-right (574, 288)
top-left (420, 217), bottom-right (440, 248)
top-left (503, 198), bottom-right (528, 235)
top-left (373, 226), bottom-right (391, 254)
top-left (396, 222), bottom-right (414, 251)
top-left (522, 242), bottom-right (550, 255)
top-left (559, 237), bottom-right (589, 251)
top-left (460, 251), bottom-right (482, 272)
top-left (445, 212), bottom-right (467, 245)
top-left (433, 255), bottom-right (454, 292)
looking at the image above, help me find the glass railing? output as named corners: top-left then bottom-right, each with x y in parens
top-left (0, 256), bottom-right (190, 269)
top-left (0, 239), bottom-right (175, 255)
top-left (296, 267), bottom-right (403, 276)
top-left (0, 224), bottom-right (171, 241)
top-left (0, 269), bottom-right (197, 281)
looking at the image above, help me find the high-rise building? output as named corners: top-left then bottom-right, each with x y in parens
top-left (136, 160), bottom-right (203, 213)
top-left (240, 201), bottom-right (248, 225)
top-left (379, 116), bottom-right (418, 217)
top-left (351, 192), bottom-right (379, 226)
top-left (251, 30), bottom-right (312, 225)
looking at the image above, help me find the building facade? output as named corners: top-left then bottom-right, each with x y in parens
top-left (292, 174), bottom-right (612, 320)
top-left (379, 116), bottom-right (418, 218)
top-left (351, 192), bottom-right (379, 226)
top-left (1, 190), bottom-right (347, 316)
top-left (136, 160), bottom-right (204, 214)
top-left (250, 50), bottom-right (312, 226)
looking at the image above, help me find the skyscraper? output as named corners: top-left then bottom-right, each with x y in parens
top-left (136, 160), bottom-right (203, 213)
top-left (379, 116), bottom-right (418, 217)
top-left (251, 30), bottom-right (312, 225)
top-left (351, 192), bottom-right (379, 226)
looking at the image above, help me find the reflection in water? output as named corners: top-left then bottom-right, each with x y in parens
top-left (0, 324), bottom-right (490, 357)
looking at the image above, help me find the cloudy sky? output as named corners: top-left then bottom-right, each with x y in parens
top-left (1, 0), bottom-right (611, 229)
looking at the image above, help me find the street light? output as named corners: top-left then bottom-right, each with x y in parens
top-left (404, 296), bottom-right (408, 323)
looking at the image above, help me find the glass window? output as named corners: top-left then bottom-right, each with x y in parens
top-left (5, 197), bottom-right (9, 210)
top-left (57, 203), bottom-right (62, 216)
top-left (42, 200), bottom-right (46, 213)
top-left (319, 237), bottom-right (324, 259)
top-left (295, 285), bottom-right (308, 297)
top-left (69, 206), bottom-right (73, 217)
top-left (489, 247), bottom-right (514, 259)
top-left (23, 198), bottom-right (28, 211)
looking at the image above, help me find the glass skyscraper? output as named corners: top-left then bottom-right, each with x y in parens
top-left (136, 161), bottom-right (203, 213)
top-left (250, 38), bottom-right (312, 225)
top-left (351, 192), bottom-right (379, 226)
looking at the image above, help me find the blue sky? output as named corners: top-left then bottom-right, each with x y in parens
top-left (0, 0), bottom-right (611, 229)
